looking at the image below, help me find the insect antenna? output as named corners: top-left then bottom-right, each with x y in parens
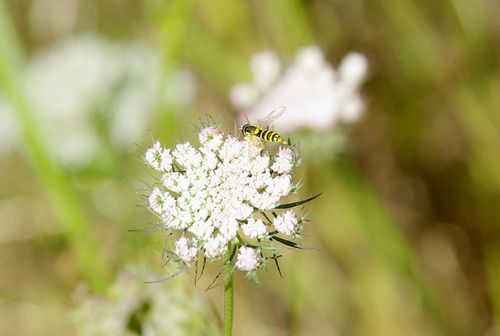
top-left (241, 110), bottom-right (251, 124)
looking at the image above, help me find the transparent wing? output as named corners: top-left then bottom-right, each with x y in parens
top-left (256, 106), bottom-right (286, 127)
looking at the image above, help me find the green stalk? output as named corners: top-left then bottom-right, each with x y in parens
top-left (224, 254), bottom-right (234, 336)
top-left (0, 2), bottom-right (108, 291)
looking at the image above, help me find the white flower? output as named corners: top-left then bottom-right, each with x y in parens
top-left (295, 46), bottom-right (325, 71)
top-left (204, 236), bottom-right (228, 258)
top-left (273, 210), bottom-right (299, 236)
top-left (175, 237), bottom-right (198, 262)
top-left (149, 187), bottom-right (175, 215)
top-left (0, 34), bottom-right (197, 167)
top-left (145, 141), bottom-right (173, 172)
top-left (229, 84), bottom-right (259, 110)
top-left (269, 174), bottom-right (293, 197)
top-left (199, 127), bottom-right (223, 151)
top-left (173, 142), bottom-right (201, 168)
top-left (339, 92), bottom-right (364, 123)
top-left (235, 247), bottom-right (260, 272)
top-left (242, 218), bottom-right (267, 239)
top-left (338, 52), bottom-right (368, 88)
top-left (250, 51), bottom-right (281, 90)
top-left (230, 45), bottom-right (368, 132)
top-left (144, 126), bottom-right (310, 275)
top-left (271, 146), bottom-right (294, 174)
top-left (71, 265), bottom-right (218, 335)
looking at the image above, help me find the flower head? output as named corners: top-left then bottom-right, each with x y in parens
top-left (230, 46), bottom-right (368, 132)
top-left (144, 125), bottom-right (315, 278)
top-left (72, 265), bottom-right (219, 335)
top-left (0, 34), bottom-right (197, 168)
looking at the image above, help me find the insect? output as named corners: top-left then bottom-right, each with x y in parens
top-left (241, 107), bottom-right (289, 145)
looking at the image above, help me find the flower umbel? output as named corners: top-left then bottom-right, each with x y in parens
top-left (230, 46), bottom-right (368, 132)
top-left (143, 125), bottom-right (316, 280)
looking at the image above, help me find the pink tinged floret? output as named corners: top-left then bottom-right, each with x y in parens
top-left (271, 147), bottom-right (294, 174)
top-left (199, 127), bottom-right (221, 143)
top-left (278, 146), bottom-right (294, 161)
top-left (235, 247), bottom-right (260, 271)
top-left (175, 236), bottom-right (198, 262)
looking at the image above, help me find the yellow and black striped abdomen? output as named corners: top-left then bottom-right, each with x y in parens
top-left (254, 127), bottom-right (287, 145)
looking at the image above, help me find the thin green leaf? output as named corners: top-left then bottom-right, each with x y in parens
top-left (194, 258), bottom-right (199, 286)
top-left (128, 224), bottom-right (165, 233)
top-left (228, 244), bottom-right (237, 262)
top-left (270, 235), bottom-right (316, 250)
top-left (274, 256), bottom-right (283, 277)
top-left (250, 271), bottom-right (260, 286)
top-left (236, 233), bottom-right (258, 249)
top-left (144, 268), bottom-right (185, 284)
top-left (274, 192), bottom-right (322, 209)
top-left (259, 211), bottom-right (273, 225)
top-left (197, 256), bottom-right (207, 282)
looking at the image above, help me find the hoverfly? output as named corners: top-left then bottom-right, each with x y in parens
top-left (241, 106), bottom-right (289, 145)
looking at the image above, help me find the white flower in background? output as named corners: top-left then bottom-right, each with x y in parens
top-left (230, 46), bottom-right (368, 131)
top-left (0, 34), bottom-right (197, 167)
top-left (251, 51), bottom-right (281, 91)
top-left (72, 265), bottom-right (219, 336)
top-left (273, 210), bottom-right (299, 236)
top-left (235, 247), bottom-right (260, 272)
top-left (144, 126), bottom-right (314, 276)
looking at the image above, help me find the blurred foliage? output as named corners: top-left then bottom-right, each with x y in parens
top-left (0, 0), bottom-right (499, 335)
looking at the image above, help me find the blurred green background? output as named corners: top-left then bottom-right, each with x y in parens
top-left (0, 0), bottom-right (499, 335)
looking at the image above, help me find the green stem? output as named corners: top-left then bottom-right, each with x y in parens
top-left (224, 258), bottom-right (234, 336)
top-left (0, 2), bottom-right (108, 291)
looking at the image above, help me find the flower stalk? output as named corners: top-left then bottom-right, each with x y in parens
top-left (142, 125), bottom-right (320, 333)
top-left (224, 249), bottom-right (234, 336)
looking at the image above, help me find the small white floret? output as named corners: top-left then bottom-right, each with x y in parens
top-left (273, 210), bottom-right (299, 236)
top-left (235, 247), bottom-right (260, 272)
top-left (175, 236), bottom-right (198, 262)
top-left (145, 141), bottom-right (173, 171)
top-left (204, 236), bottom-right (228, 258)
top-left (271, 147), bottom-right (294, 174)
top-left (242, 218), bottom-right (267, 239)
